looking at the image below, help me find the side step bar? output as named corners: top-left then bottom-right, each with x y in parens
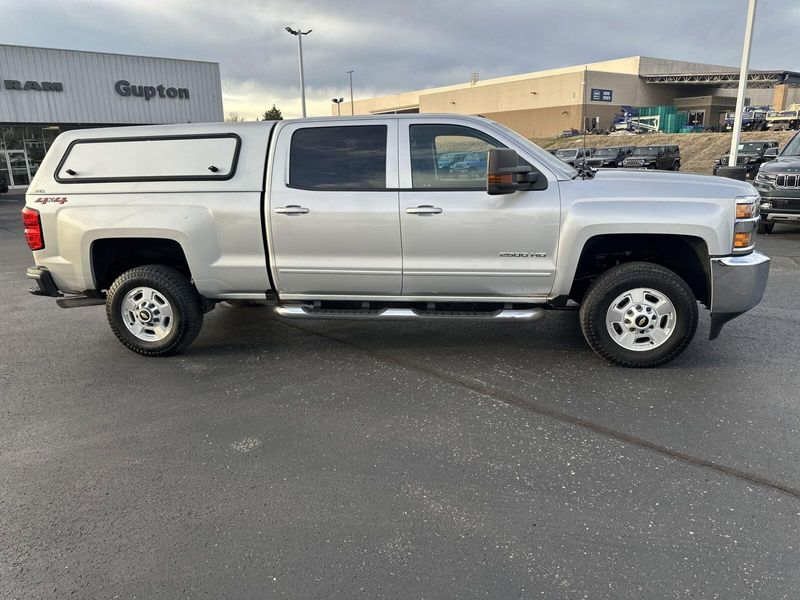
top-left (274, 305), bottom-right (545, 322)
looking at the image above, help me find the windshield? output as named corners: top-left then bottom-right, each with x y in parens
top-left (555, 149), bottom-right (578, 158)
top-left (738, 142), bottom-right (763, 153)
top-left (593, 147), bottom-right (618, 157)
top-left (782, 132), bottom-right (800, 156)
top-left (486, 120), bottom-right (578, 178)
top-left (632, 146), bottom-right (660, 155)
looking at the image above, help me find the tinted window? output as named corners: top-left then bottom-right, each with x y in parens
top-left (410, 124), bottom-right (503, 189)
top-left (289, 125), bottom-right (387, 189)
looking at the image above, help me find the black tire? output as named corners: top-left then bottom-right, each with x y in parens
top-left (579, 262), bottom-right (698, 368)
top-left (106, 265), bottom-right (203, 357)
top-left (757, 220), bottom-right (775, 234)
top-left (672, 161), bottom-right (680, 171)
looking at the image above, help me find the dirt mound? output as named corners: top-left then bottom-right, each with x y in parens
top-left (535, 130), bottom-right (797, 175)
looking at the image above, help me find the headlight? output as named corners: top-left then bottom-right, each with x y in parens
top-left (754, 172), bottom-right (776, 184)
top-left (736, 196), bottom-right (759, 218)
top-left (733, 195), bottom-right (759, 253)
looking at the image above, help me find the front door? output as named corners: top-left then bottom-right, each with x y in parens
top-left (268, 120), bottom-right (402, 296)
top-left (398, 121), bottom-right (560, 298)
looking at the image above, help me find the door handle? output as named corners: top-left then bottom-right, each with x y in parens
top-left (275, 205), bottom-right (310, 215)
top-left (405, 205), bottom-right (443, 215)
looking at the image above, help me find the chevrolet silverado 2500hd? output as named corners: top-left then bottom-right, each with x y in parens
top-left (23, 115), bottom-right (769, 367)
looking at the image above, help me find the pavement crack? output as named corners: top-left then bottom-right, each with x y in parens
top-left (276, 319), bottom-right (800, 501)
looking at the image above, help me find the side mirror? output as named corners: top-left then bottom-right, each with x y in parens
top-left (763, 148), bottom-right (779, 160)
top-left (487, 148), bottom-right (536, 195)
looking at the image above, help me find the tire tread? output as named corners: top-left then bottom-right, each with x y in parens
top-left (579, 262), bottom-right (698, 368)
top-left (106, 265), bottom-right (203, 357)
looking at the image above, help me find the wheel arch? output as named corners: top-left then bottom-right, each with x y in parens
top-left (566, 233), bottom-right (711, 307)
top-left (90, 237), bottom-right (192, 293)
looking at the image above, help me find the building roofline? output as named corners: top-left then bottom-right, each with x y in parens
top-left (0, 43), bottom-right (219, 66)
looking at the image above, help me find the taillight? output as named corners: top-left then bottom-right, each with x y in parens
top-left (21, 207), bottom-right (44, 251)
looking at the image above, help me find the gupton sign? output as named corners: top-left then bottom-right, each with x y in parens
top-left (114, 80), bottom-right (190, 101)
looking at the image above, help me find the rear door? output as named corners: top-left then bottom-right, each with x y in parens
top-left (398, 120), bottom-right (560, 298)
top-left (267, 120), bottom-right (401, 296)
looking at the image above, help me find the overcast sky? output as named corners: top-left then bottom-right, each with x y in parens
top-left (4, 0), bottom-right (799, 119)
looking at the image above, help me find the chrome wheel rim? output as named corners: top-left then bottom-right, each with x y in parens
top-left (605, 287), bottom-right (676, 352)
top-left (121, 287), bottom-right (174, 342)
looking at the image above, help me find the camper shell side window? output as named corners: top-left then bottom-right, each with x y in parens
top-left (55, 133), bottom-right (242, 183)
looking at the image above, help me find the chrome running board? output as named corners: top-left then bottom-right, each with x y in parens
top-left (274, 304), bottom-right (545, 322)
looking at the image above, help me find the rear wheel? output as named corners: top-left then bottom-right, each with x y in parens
top-left (579, 262), bottom-right (698, 367)
top-left (106, 265), bottom-right (203, 356)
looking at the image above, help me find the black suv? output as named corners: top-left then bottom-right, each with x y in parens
top-left (621, 145), bottom-right (681, 170)
top-left (753, 132), bottom-right (800, 233)
top-left (713, 140), bottom-right (779, 178)
top-left (583, 146), bottom-right (635, 168)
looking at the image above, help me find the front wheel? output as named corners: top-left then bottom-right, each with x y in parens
top-left (106, 265), bottom-right (203, 356)
top-left (579, 262), bottom-right (698, 367)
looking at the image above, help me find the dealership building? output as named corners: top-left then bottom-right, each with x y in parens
top-left (0, 44), bottom-right (223, 190)
top-left (338, 56), bottom-right (800, 138)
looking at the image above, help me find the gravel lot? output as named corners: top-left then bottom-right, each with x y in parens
top-left (1, 199), bottom-right (799, 599)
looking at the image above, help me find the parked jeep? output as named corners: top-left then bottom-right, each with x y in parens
top-left (23, 115), bottom-right (768, 367)
top-left (583, 146), bottom-right (635, 168)
top-left (753, 131), bottom-right (800, 233)
top-left (713, 140), bottom-right (779, 178)
top-left (554, 147), bottom-right (592, 167)
top-left (622, 145), bottom-right (681, 171)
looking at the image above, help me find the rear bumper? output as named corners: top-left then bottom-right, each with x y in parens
top-left (708, 251), bottom-right (770, 339)
top-left (26, 266), bottom-right (61, 297)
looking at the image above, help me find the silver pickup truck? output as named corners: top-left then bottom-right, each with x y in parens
top-left (23, 115), bottom-right (769, 367)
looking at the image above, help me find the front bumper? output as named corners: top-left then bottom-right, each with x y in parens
top-left (713, 162), bottom-right (759, 176)
top-left (758, 193), bottom-right (800, 222)
top-left (708, 251), bottom-right (770, 339)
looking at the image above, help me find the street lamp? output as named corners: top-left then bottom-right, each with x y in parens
top-left (727, 0), bottom-right (757, 175)
top-left (346, 70), bottom-right (355, 115)
top-left (332, 97), bottom-right (344, 116)
top-left (285, 26), bottom-right (312, 118)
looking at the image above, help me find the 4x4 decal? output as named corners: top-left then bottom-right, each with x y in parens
top-left (34, 197), bottom-right (68, 205)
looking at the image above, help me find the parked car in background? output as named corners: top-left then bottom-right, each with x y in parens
top-left (622, 145), bottom-right (680, 171)
top-left (584, 146), bottom-right (635, 168)
top-left (722, 106), bottom-right (770, 132)
top-left (766, 104), bottom-right (800, 131)
top-left (554, 147), bottom-right (592, 167)
top-left (754, 131), bottom-right (800, 233)
top-left (448, 152), bottom-right (487, 178)
top-left (712, 141), bottom-right (779, 178)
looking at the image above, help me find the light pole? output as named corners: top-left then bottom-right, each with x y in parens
top-left (332, 97), bottom-right (344, 116)
top-left (285, 26), bottom-right (312, 118)
top-left (727, 0), bottom-right (757, 174)
top-left (346, 70), bottom-right (355, 115)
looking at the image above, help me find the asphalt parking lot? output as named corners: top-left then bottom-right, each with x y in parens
top-left (1, 199), bottom-right (799, 599)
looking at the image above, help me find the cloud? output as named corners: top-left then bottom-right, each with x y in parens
top-left (4, 0), bottom-right (800, 120)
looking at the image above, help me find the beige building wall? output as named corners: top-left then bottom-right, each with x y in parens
top-left (336, 56), bottom-right (799, 137)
